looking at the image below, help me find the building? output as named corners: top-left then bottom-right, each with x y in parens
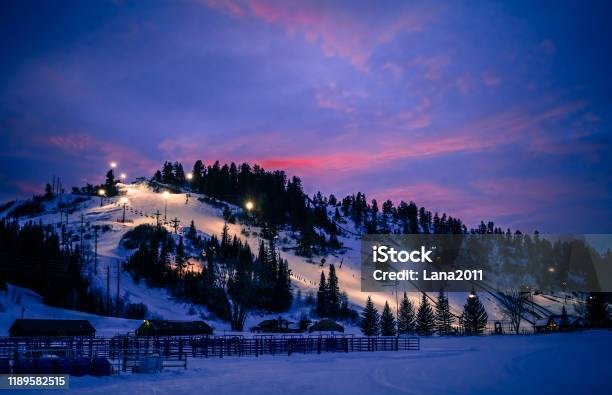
top-left (308, 319), bottom-right (344, 333)
top-left (9, 319), bottom-right (96, 337)
top-left (135, 320), bottom-right (213, 336)
top-left (534, 314), bottom-right (586, 332)
top-left (250, 318), bottom-right (304, 333)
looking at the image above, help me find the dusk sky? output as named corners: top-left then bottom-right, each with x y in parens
top-left (1, 0), bottom-right (611, 233)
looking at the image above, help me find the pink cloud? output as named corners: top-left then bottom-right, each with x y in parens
top-left (314, 82), bottom-right (366, 113)
top-left (35, 133), bottom-right (158, 180)
top-left (194, 100), bottom-right (589, 181)
top-left (201, 0), bottom-right (434, 71)
top-left (382, 62), bottom-right (402, 79)
top-left (482, 71), bottom-right (502, 86)
top-left (43, 134), bottom-right (94, 153)
top-left (12, 180), bottom-right (45, 196)
top-left (411, 55), bottom-right (450, 81)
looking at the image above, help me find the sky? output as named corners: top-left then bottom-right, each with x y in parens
top-left (1, 0), bottom-right (611, 233)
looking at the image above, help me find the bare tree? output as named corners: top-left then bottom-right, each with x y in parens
top-left (500, 290), bottom-right (528, 334)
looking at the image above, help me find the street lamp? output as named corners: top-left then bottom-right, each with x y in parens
top-left (186, 172), bottom-right (193, 181)
top-left (162, 191), bottom-right (170, 222)
top-left (120, 197), bottom-right (129, 223)
top-left (245, 201), bottom-right (254, 226)
top-left (120, 173), bottom-right (127, 182)
top-left (110, 162), bottom-right (117, 169)
top-left (98, 189), bottom-right (106, 207)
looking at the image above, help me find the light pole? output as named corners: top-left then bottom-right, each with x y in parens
top-left (163, 191), bottom-right (170, 222)
top-left (245, 200), bottom-right (254, 226)
top-left (120, 173), bottom-right (127, 182)
top-left (98, 189), bottom-right (106, 207)
top-left (110, 162), bottom-right (117, 169)
top-left (120, 197), bottom-right (129, 223)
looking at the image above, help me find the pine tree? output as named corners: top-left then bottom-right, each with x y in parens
top-left (44, 183), bottom-right (54, 199)
top-left (397, 292), bottom-right (416, 335)
top-left (461, 291), bottom-right (488, 335)
top-left (360, 296), bottom-right (380, 336)
top-left (316, 271), bottom-right (328, 317)
top-left (162, 161), bottom-right (174, 184)
top-left (187, 220), bottom-right (197, 240)
top-left (175, 236), bottom-right (187, 275)
top-left (104, 170), bottom-right (118, 196)
top-left (435, 290), bottom-right (454, 335)
top-left (380, 301), bottom-right (397, 336)
top-left (174, 162), bottom-right (186, 186)
top-left (153, 170), bottom-right (162, 183)
top-left (560, 305), bottom-right (569, 329)
top-left (416, 293), bottom-right (435, 336)
top-left (327, 264), bottom-right (340, 318)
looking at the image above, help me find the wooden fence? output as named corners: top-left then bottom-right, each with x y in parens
top-left (0, 335), bottom-right (420, 372)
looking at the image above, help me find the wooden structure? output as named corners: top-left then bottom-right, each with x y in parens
top-left (308, 319), bottom-right (344, 333)
top-left (135, 320), bottom-right (213, 337)
top-left (9, 319), bottom-right (95, 337)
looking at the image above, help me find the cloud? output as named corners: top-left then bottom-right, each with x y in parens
top-left (314, 82), bottom-right (367, 113)
top-left (539, 39), bottom-right (556, 55)
top-left (481, 71), bottom-right (502, 87)
top-left (382, 62), bottom-right (402, 79)
top-left (411, 54), bottom-right (450, 81)
top-left (201, 0), bottom-right (433, 70)
top-left (43, 134), bottom-right (95, 153)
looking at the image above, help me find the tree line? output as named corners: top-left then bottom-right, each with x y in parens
top-left (360, 291), bottom-right (488, 336)
top-left (152, 160), bottom-right (341, 257)
top-left (123, 222), bottom-right (293, 330)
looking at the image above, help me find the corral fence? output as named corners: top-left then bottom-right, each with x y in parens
top-left (0, 335), bottom-right (420, 373)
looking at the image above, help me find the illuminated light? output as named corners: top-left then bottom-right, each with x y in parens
top-left (120, 173), bottom-right (127, 180)
top-left (110, 162), bottom-right (117, 168)
top-left (548, 267), bottom-right (555, 273)
top-left (163, 191), bottom-right (170, 199)
top-left (245, 201), bottom-right (254, 211)
top-left (186, 173), bottom-right (193, 180)
top-left (98, 189), bottom-right (106, 196)
top-left (120, 197), bottom-right (129, 204)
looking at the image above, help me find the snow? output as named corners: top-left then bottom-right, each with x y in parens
top-left (8, 331), bottom-right (606, 395)
top-left (1, 182), bottom-right (610, 394)
top-left (0, 182), bottom-right (582, 334)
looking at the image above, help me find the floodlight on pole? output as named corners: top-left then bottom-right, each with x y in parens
top-left (186, 172), bottom-right (193, 181)
top-left (120, 197), bottom-right (129, 223)
top-left (110, 162), bottom-right (117, 169)
top-left (98, 189), bottom-right (106, 207)
top-left (120, 173), bottom-right (127, 181)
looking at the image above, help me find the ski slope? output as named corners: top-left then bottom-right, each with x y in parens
top-left (1, 182), bottom-right (576, 333)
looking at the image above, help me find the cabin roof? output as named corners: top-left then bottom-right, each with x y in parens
top-left (9, 319), bottom-right (95, 337)
top-left (136, 320), bottom-right (213, 336)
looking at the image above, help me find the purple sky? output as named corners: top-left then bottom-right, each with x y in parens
top-left (1, 0), bottom-right (611, 232)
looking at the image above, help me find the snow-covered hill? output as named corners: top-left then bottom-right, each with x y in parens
top-left (0, 182), bottom-right (580, 335)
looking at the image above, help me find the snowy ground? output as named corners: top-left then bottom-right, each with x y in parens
top-left (0, 182), bottom-right (583, 336)
top-left (7, 331), bottom-right (606, 395)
